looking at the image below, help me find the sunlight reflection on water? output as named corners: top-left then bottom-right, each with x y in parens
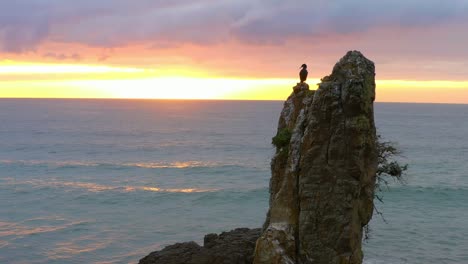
top-left (2, 178), bottom-right (219, 193)
top-left (0, 159), bottom-right (229, 169)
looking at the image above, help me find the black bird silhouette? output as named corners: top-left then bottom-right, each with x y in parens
top-left (299, 64), bottom-right (308, 83)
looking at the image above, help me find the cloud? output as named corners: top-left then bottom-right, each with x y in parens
top-left (1, 0), bottom-right (467, 53)
top-left (231, 0), bottom-right (468, 42)
top-left (98, 54), bottom-right (111, 62)
top-left (43, 52), bottom-right (82, 61)
top-left (0, 20), bottom-right (49, 53)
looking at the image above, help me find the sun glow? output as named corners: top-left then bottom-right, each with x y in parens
top-left (1, 60), bottom-right (468, 103)
top-left (376, 80), bottom-right (468, 104)
top-left (0, 60), bottom-right (303, 100)
top-left (65, 78), bottom-right (302, 100)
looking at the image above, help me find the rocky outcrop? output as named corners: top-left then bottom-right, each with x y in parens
top-left (254, 51), bottom-right (377, 264)
top-left (139, 51), bottom-right (377, 264)
top-left (139, 228), bottom-right (261, 264)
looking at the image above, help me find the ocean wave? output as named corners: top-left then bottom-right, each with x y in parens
top-left (363, 260), bottom-right (399, 264)
top-left (0, 159), bottom-right (258, 170)
top-left (0, 219), bottom-right (88, 238)
top-left (191, 187), bottom-right (269, 204)
top-left (0, 240), bottom-right (9, 249)
top-left (46, 234), bottom-right (110, 260)
top-left (1, 178), bottom-right (219, 194)
top-left (378, 184), bottom-right (468, 193)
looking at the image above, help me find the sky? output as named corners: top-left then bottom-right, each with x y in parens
top-left (1, 0), bottom-right (468, 102)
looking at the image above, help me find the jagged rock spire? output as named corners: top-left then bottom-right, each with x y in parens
top-left (254, 51), bottom-right (377, 264)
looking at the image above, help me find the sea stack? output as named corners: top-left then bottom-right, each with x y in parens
top-left (139, 51), bottom-right (378, 264)
top-left (253, 51), bottom-right (377, 264)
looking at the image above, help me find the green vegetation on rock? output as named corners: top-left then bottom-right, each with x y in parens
top-left (364, 134), bottom-right (408, 240)
top-left (375, 134), bottom-right (408, 189)
top-left (272, 128), bottom-right (292, 149)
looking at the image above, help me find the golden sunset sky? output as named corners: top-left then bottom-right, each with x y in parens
top-left (1, 1), bottom-right (468, 103)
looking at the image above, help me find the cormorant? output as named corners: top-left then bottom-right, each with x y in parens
top-left (299, 64), bottom-right (308, 83)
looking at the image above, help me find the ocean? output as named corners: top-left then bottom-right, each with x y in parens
top-left (0, 99), bottom-right (467, 264)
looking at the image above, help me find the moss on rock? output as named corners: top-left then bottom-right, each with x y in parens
top-left (272, 128), bottom-right (292, 149)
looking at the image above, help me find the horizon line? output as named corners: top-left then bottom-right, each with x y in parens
top-left (1, 97), bottom-right (467, 105)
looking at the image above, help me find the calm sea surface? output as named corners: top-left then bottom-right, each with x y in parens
top-left (0, 99), bottom-right (467, 264)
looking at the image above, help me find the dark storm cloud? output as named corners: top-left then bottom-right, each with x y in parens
top-left (0, 0), bottom-right (467, 52)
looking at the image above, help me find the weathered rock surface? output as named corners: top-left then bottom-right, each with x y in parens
top-left (139, 51), bottom-right (377, 264)
top-left (139, 228), bottom-right (261, 264)
top-left (254, 51), bottom-right (377, 264)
